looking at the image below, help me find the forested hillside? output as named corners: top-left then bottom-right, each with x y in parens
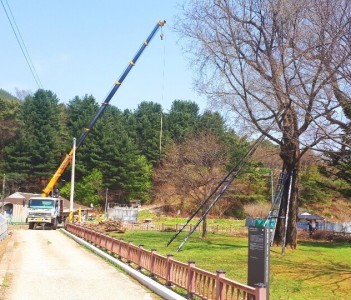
top-left (0, 89), bottom-right (350, 220)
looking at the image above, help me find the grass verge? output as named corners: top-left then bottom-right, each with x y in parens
top-left (110, 230), bottom-right (351, 300)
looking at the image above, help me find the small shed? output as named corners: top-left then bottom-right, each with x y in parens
top-left (297, 212), bottom-right (324, 230)
top-left (0, 192), bottom-right (92, 223)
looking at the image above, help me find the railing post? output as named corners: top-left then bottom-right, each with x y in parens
top-left (150, 249), bottom-right (157, 277)
top-left (137, 244), bottom-right (144, 270)
top-left (215, 270), bottom-right (226, 300)
top-left (118, 240), bottom-right (123, 259)
top-left (111, 238), bottom-right (116, 255)
top-left (187, 261), bottom-right (196, 299)
top-left (127, 241), bottom-right (133, 263)
top-left (98, 232), bottom-right (102, 246)
top-left (166, 254), bottom-right (174, 286)
top-left (255, 287), bottom-right (267, 300)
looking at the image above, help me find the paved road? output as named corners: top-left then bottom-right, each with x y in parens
top-left (3, 229), bottom-right (155, 300)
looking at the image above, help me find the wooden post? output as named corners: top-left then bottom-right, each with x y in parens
top-left (127, 241), bottom-right (133, 263)
top-left (150, 249), bottom-right (157, 277)
top-left (137, 244), bottom-right (144, 270)
top-left (118, 240), bottom-right (123, 259)
top-left (255, 287), bottom-right (267, 300)
top-left (215, 270), bottom-right (226, 300)
top-left (187, 261), bottom-right (196, 298)
top-left (111, 239), bottom-right (116, 255)
top-left (166, 254), bottom-right (174, 286)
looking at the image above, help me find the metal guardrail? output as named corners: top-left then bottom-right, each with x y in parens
top-left (66, 224), bottom-right (265, 300)
top-left (0, 213), bottom-right (8, 241)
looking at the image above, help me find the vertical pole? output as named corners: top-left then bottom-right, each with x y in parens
top-left (69, 138), bottom-right (76, 222)
top-left (282, 172), bottom-right (293, 255)
top-left (1, 174), bottom-right (5, 213)
top-left (187, 261), bottom-right (196, 298)
top-left (78, 207), bottom-right (81, 223)
top-left (166, 254), bottom-right (174, 286)
top-left (215, 270), bottom-right (226, 300)
top-left (270, 170), bottom-right (274, 204)
top-left (105, 187), bottom-right (108, 216)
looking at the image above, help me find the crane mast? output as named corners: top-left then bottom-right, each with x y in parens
top-left (42, 20), bottom-right (166, 197)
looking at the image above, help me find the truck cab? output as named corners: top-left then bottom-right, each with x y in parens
top-left (26, 197), bottom-right (64, 230)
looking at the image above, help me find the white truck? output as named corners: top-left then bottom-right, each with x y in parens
top-left (26, 197), bottom-right (66, 230)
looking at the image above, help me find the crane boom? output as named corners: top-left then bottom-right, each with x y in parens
top-left (42, 20), bottom-right (166, 197)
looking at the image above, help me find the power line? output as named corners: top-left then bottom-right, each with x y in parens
top-left (1, 0), bottom-right (43, 89)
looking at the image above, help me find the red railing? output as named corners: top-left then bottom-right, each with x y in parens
top-left (66, 223), bottom-right (265, 300)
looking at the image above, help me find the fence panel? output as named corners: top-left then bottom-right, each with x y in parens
top-left (171, 260), bottom-right (189, 289)
top-left (65, 224), bottom-right (265, 300)
top-left (107, 207), bottom-right (138, 223)
top-left (0, 214), bottom-right (8, 241)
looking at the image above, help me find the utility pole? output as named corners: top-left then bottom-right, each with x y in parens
top-left (1, 174), bottom-right (5, 213)
top-left (270, 170), bottom-right (274, 204)
top-left (105, 187), bottom-right (109, 215)
top-left (69, 138), bottom-right (76, 222)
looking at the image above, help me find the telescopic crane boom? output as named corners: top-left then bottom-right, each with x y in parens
top-left (42, 20), bottom-right (166, 197)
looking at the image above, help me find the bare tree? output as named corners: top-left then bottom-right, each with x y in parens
top-left (15, 88), bottom-right (32, 101)
top-left (176, 0), bottom-right (351, 248)
top-left (154, 131), bottom-right (228, 237)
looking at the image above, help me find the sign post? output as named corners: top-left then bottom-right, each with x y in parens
top-left (248, 226), bottom-right (270, 299)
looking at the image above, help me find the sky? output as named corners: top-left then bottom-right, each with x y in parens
top-left (0, 0), bottom-right (208, 112)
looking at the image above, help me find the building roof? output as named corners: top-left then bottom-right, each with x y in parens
top-left (298, 212), bottom-right (324, 221)
top-left (1, 192), bottom-right (92, 212)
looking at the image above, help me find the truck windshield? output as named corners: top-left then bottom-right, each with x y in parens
top-left (29, 199), bottom-right (54, 208)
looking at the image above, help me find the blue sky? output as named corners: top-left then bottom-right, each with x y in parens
top-left (0, 0), bottom-right (208, 111)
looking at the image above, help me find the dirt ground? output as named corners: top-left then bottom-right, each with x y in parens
top-left (0, 235), bottom-right (10, 261)
top-left (0, 229), bottom-right (157, 300)
top-left (0, 232), bottom-right (12, 299)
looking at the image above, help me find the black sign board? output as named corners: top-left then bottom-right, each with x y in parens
top-left (248, 227), bottom-right (270, 298)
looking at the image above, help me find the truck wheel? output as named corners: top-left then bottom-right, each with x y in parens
top-left (28, 223), bottom-right (34, 230)
top-left (52, 218), bottom-right (57, 230)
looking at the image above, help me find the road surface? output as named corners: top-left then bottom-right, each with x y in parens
top-left (2, 229), bottom-right (156, 300)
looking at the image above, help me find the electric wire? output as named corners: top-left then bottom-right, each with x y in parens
top-left (1, 0), bottom-right (43, 89)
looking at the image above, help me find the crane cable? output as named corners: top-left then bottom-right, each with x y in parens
top-left (159, 25), bottom-right (166, 158)
top-left (1, 0), bottom-right (43, 89)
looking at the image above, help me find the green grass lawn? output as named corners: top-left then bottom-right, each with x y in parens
top-left (110, 230), bottom-right (351, 300)
top-left (138, 210), bottom-right (245, 227)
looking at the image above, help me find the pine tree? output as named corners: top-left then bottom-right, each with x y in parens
top-left (166, 100), bottom-right (200, 143)
top-left (134, 101), bottom-right (163, 165)
top-left (4, 89), bottom-right (66, 189)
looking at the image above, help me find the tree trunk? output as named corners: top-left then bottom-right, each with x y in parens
top-left (202, 214), bottom-right (207, 238)
top-left (275, 167), bottom-right (298, 249)
top-left (275, 109), bottom-right (300, 249)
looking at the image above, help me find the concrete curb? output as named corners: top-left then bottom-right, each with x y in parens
top-left (62, 229), bottom-right (186, 300)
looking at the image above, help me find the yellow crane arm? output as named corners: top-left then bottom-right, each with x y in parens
top-left (42, 148), bottom-right (74, 197)
top-left (41, 20), bottom-right (166, 197)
